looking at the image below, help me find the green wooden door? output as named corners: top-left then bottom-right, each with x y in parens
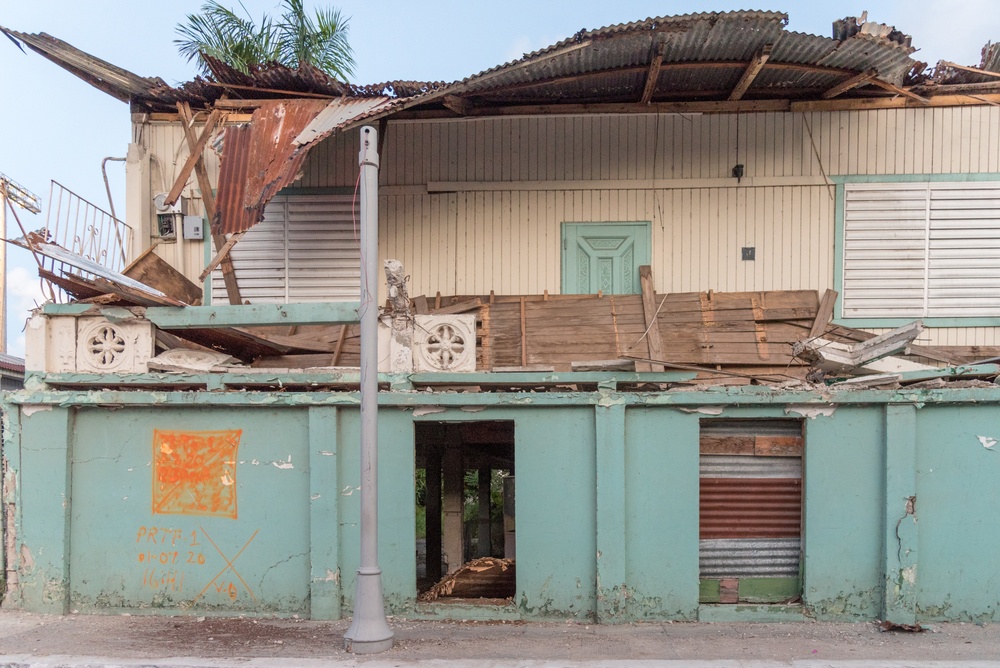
top-left (561, 222), bottom-right (651, 294)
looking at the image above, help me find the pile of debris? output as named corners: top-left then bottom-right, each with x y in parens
top-left (18, 232), bottom-right (1000, 391)
top-left (417, 557), bottom-right (515, 603)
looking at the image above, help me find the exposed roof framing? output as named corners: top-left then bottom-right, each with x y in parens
top-left (822, 69), bottom-right (878, 99)
top-left (639, 44), bottom-right (666, 104)
top-left (729, 45), bottom-right (773, 101)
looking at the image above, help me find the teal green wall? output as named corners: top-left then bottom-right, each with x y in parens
top-left (803, 407), bottom-right (883, 619)
top-left (915, 406), bottom-right (1000, 621)
top-left (623, 407), bottom-right (699, 620)
top-left (7, 389), bottom-right (1000, 622)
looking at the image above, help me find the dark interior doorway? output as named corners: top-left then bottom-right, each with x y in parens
top-left (414, 421), bottom-right (515, 603)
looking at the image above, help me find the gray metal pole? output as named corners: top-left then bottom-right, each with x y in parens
top-left (343, 126), bottom-right (394, 654)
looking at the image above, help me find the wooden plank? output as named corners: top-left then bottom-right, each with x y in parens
top-left (198, 232), bottom-right (245, 282)
top-left (412, 295), bottom-right (430, 314)
top-left (700, 435), bottom-right (755, 455)
top-left (177, 102), bottom-right (242, 306)
top-left (140, 302), bottom-right (361, 329)
top-left (331, 325), bottom-right (349, 366)
top-left (728, 44), bottom-right (773, 101)
top-left (164, 109), bottom-right (223, 206)
top-left (124, 246), bottom-right (204, 305)
top-left (431, 298), bottom-right (482, 314)
top-left (637, 266), bottom-right (664, 371)
top-left (639, 45), bottom-right (665, 104)
top-left (809, 289), bottom-right (838, 338)
top-left (821, 69), bottom-right (877, 99)
top-left (754, 435), bottom-right (804, 456)
top-left (937, 61), bottom-right (1000, 80)
top-left (520, 296), bottom-right (527, 367)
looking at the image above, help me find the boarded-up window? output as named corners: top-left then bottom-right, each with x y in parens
top-left (842, 181), bottom-right (1000, 319)
top-left (211, 193), bottom-right (359, 303)
top-left (699, 418), bottom-right (803, 604)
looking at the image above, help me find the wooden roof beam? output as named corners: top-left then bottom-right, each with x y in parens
top-left (937, 60), bottom-right (1000, 80)
top-left (640, 44), bottom-right (666, 104)
top-left (868, 78), bottom-right (929, 104)
top-left (822, 68), bottom-right (877, 99)
top-left (442, 94), bottom-right (473, 116)
top-left (728, 44), bottom-right (773, 101)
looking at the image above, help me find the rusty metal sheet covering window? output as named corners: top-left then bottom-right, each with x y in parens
top-left (698, 418), bottom-right (803, 604)
top-left (213, 100), bottom-right (330, 236)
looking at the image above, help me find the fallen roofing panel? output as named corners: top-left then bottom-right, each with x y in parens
top-left (213, 99), bottom-right (329, 235)
top-left (294, 97), bottom-right (394, 146)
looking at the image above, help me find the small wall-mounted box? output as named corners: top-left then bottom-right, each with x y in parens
top-left (183, 215), bottom-right (204, 240)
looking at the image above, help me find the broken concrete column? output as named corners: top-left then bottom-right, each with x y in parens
top-left (383, 259), bottom-right (413, 373)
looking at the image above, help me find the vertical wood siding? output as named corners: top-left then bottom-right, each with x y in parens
top-left (132, 107), bottom-right (1000, 342)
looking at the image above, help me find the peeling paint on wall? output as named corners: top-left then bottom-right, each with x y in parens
top-left (977, 435), bottom-right (997, 449)
top-left (785, 405), bottom-right (836, 419)
top-left (271, 456), bottom-right (294, 470)
top-left (20, 405), bottom-right (52, 417)
top-left (679, 406), bottom-right (724, 415)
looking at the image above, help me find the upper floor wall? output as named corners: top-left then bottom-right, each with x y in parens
top-left (127, 106), bottom-right (1000, 345)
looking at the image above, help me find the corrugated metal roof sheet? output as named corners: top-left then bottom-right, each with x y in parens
top-left (213, 100), bottom-right (329, 235)
top-left (294, 97), bottom-right (394, 146)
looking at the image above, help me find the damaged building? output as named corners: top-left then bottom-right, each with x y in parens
top-left (2, 10), bottom-right (1000, 624)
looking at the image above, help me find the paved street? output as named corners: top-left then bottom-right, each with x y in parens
top-left (0, 611), bottom-right (999, 666)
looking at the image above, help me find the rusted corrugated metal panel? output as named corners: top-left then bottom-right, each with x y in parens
top-left (294, 97), bottom-right (394, 146)
top-left (213, 100), bottom-right (329, 235)
top-left (699, 477), bottom-right (802, 539)
top-left (0, 26), bottom-right (168, 102)
top-left (699, 418), bottom-right (803, 580)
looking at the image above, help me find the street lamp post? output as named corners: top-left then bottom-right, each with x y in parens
top-left (343, 126), bottom-right (394, 654)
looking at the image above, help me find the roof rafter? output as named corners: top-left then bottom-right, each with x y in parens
top-left (822, 68), bottom-right (878, 99)
top-left (639, 44), bottom-right (667, 104)
top-left (728, 44), bottom-right (773, 101)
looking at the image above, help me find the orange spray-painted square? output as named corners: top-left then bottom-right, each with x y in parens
top-left (152, 430), bottom-right (242, 518)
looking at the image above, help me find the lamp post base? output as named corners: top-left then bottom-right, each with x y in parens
top-left (343, 567), bottom-right (394, 654)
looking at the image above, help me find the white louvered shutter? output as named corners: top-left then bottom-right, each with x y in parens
top-left (212, 194), bottom-right (360, 304)
top-left (842, 182), bottom-right (1000, 319)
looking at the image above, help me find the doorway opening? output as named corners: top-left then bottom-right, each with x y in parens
top-left (414, 421), bottom-right (515, 604)
top-left (698, 418), bottom-right (804, 604)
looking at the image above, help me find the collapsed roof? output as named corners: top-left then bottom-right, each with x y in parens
top-left (3, 10), bottom-right (999, 119)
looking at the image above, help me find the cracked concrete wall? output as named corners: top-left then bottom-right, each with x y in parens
top-left (7, 393), bottom-right (1000, 622)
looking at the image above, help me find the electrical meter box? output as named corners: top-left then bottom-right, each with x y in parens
top-left (183, 215), bottom-right (204, 240)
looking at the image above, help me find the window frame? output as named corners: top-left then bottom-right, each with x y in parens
top-left (834, 174), bottom-right (1000, 328)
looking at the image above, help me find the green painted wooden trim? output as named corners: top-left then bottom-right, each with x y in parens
top-left (10, 384), bottom-right (1000, 408)
top-left (833, 182), bottom-right (846, 319)
top-left (595, 403), bottom-right (627, 622)
top-left (147, 302), bottom-right (361, 328)
top-left (308, 406), bottom-right (340, 619)
top-left (738, 577), bottom-right (801, 603)
top-left (833, 316), bottom-right (1000, 328)
top-left (699, 579), bottom-right (721, 603)
top-left (830, 173), bottom-right (1000, 184)
top-left (698, 577), bottom-right (801, 604)
top-left (407, 371), bottom-right (696, 384)
top-left (834, 174), bottom-right (1000, 323)
top-left (883, 405), bottom-right (918, 625)
top-left (203, 221), bottom-right (212, 305)
top-left (277, 187), bottom-right (357, 196)
top-left (41, 302), bottom-right (361, 327)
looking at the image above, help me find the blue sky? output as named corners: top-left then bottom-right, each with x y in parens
top-left (1, 0), bottom-right (998, 355)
